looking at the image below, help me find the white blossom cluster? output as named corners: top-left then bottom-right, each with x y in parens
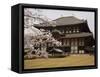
top-left (24, 9), bottom-right (61, 59)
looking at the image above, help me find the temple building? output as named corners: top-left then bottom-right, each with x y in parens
top-left (34, 16), bottom-right (94, 54)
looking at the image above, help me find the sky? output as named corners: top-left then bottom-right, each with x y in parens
top-left (25, 8), bottom-right (95, 37)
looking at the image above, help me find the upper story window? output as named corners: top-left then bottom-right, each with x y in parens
top-left (69, 30), bottom-right (71, 33)
top-left (73, 27), bottom-right (76, 33)
top-left (69, 27), bottom-right (72, 33)
top-left (65, 28), bottom-right (68, 33)
top-left (76, 27), bottom-right (79, 33)
top-left (65, 27), bottom-right (80, 34)
top-left (72, 27), bottom-right (80, 33)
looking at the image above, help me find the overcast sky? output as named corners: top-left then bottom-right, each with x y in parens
top-left (25, 8), bottom-right (95, 36)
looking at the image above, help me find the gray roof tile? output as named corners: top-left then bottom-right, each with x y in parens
top-left (53, 16), bottom-right (85, 26)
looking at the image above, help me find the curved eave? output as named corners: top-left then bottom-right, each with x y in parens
top-left (60, 32), bottom-right (93, 38)
top-left (34, 22), bottom-right (85, 28)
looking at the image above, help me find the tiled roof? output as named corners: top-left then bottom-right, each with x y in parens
top-left (53, 16), bottom-right (85, 26)
top-left (34, 16), bottom-right (85, 27)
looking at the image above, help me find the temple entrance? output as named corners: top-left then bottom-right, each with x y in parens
top-left (71, 46), bottom-right (78, 53)
top-left (71, 39), bottom-right (78, 53)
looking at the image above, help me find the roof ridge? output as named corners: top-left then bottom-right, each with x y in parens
top-left (53, 16), bottom-right (82, 21)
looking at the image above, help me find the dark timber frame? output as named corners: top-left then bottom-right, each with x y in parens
top-left (34, 18), bottom-right (94, 54)
top-left (11, 3), bottom-right (98, 73)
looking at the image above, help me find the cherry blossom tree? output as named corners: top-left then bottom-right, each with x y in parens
top-left (24, 8), bottom-right (61, 59)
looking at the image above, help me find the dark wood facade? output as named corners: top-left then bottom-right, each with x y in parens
top-left (34, 16), bottom-right (94, 54)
